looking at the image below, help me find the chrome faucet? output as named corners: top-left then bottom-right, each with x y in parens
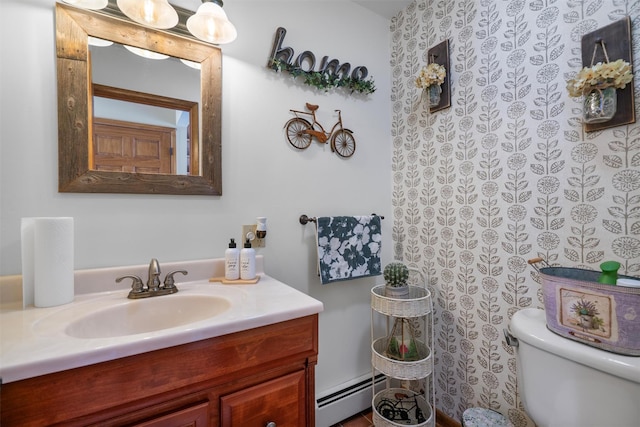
top-left (116, 259), bottom-right (187, 299)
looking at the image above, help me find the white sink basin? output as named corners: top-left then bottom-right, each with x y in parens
top-left (65, 294), bottom-right (231, 338)
top-left (2, 270), bottom-right (323, 384)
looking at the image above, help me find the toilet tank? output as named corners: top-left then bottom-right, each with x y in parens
top-left (509, 308), bottom-right (640, 427)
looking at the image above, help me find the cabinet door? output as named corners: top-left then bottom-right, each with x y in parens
top-left (220, 370), bottom-right (306, 427)
top-left (134, 402), bottom-right (209, 427)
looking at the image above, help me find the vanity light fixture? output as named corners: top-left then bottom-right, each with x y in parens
top-left (187, 0), bottom-right (237, 45)
top-left (62, 0), bottom-right (237, 45)
top-left (62, 0), bottom-right (108, 10)
top-left (116, 0), bottom-right (179, 29)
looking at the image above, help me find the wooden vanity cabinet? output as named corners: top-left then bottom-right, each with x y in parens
top-left (0, 315), bottom-right (318, 427)
top-left (220, 370), bottom-right (306, 426)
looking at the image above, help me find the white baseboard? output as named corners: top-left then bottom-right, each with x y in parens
top-left (315, 373), bottom-right (385, 427)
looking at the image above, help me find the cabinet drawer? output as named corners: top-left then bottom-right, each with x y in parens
top-left (134, 402), bottom-right (209, 427)
top-left (220, 370), bottom-right (306, 427)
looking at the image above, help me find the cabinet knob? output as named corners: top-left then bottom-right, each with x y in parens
top-left (266, 423), bottom-right (276, 427)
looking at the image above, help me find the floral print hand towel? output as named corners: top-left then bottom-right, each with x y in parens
top-left (316, 215), bottom-right (382, 284)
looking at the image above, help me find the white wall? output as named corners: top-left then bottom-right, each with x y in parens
top-left (0, 0), bottom-right (393, 400)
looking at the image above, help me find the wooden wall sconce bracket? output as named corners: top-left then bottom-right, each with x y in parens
top-left (581, 17), bottom-right (635, 132)
top-left (427, 40), bottom-right (451, 113)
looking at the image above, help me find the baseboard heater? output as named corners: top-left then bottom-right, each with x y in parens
top-left (315, 373), bottom-right (386, 427)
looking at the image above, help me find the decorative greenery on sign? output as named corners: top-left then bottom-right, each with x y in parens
top-left (269, 58), bottom-right (376, 94)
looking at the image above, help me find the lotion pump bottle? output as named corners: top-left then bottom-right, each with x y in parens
top-left (225, 238), bottom-right (240, 280)
top-left (240, 238), bottom-right (256, 280)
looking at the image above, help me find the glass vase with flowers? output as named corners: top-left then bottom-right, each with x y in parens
top-left (415, 63), bottom-right (446, 107)
top-left (566, 56), bottom-right (633, 124)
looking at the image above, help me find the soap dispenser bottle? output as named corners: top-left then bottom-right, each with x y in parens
top-left (225, 238), bottom-right (240, 280)
top-left (240, 238), bottom-right (256, 280)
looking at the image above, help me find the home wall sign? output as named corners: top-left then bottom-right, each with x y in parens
top-left (267, 27), bottom-right (375, 95)
top-left (581, 17), bottom-right (635, 132)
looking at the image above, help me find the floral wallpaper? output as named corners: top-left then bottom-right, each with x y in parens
top-left (390, 1), bottom-right (640, 425)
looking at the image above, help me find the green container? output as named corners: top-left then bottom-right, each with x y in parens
top-left (598, 261), bottom-right (621, 285)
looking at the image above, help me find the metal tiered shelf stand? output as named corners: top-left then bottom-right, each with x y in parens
top-left (371, 268), bottom-right (434, 427)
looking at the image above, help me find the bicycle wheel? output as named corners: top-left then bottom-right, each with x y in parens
top-left (376, 401), bottom-right (396, 421)
top-left (331, 130), bottom-right (356, 158)
top-left (286, 118), bottom-right (312, 149)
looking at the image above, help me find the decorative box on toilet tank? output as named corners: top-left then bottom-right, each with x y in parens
top-left (536, 265), bottom-right (640, 356)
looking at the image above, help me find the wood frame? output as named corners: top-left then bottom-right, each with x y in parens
top-left (56, 3), bottom-right (222, 195)
top-left (582, 17), bottom-right (635, 132)
top-left (428, 40), bottom-right (451, 113)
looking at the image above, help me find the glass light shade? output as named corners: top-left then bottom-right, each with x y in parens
top-left (62, 0), bottom-right (108, 9)
top-left (116, 0), bottom-right (179, 29)
top-left (187, 2), bottom-right (237, 44)
top-left (180, 59), bottom-right (202, 70)
top-left (123, 45), bottom-right (169, 60)
top-left (88, 37), bottom-right (113, 47)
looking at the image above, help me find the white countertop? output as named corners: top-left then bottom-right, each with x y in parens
top-left (0, 262), bottom-right (323, 384)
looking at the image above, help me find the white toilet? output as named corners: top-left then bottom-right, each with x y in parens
top-left (508, 308), bottom-right (640, 427)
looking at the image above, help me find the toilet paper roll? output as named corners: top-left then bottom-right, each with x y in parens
top-left (21, 217), bottom-right (75, 308)
top-left (21, 218), bottom-right (36, 308)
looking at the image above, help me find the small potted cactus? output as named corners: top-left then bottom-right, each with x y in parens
top-left (383, 262), bottom-right (410, 299)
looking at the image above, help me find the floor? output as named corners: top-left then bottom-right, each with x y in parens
top-left (330, 408), bottom-right (373, 427)
top-left (331, 407), bottom-right (454, 427)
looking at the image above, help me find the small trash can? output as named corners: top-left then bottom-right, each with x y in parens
top-left (461, 408), bottom-right (511, 427)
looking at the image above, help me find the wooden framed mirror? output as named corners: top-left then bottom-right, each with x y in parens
top-left (56, 3), bottom-right (222, 195)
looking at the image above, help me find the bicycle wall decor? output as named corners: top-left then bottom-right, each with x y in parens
top-left (284, 103), bottom-right (356, 158)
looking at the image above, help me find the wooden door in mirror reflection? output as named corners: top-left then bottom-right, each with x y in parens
top-left (93, 84), bottom-right (197, 176)
top-left (93, 119), bottom-right (175, 174)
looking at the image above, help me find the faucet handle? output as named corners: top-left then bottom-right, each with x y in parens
top-left (116, 275), bottom-right (145, 296)
top-left (163, 270), bottom-right (188, 292)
